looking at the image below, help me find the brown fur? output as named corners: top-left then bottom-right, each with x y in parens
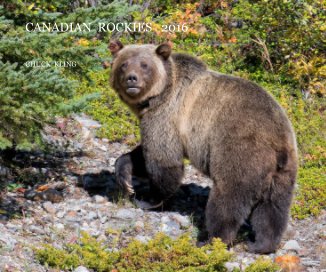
top-left (110, 41), bottom-right (298, 254)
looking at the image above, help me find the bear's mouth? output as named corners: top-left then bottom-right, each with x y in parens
top-left (126, 87), bottom-right (141, 96)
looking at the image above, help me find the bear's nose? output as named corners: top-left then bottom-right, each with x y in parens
top-left (127, 73), bottom-right (138, 85)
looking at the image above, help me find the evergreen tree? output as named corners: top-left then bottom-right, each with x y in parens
top-left (0, 0), bottom-right (137, 150)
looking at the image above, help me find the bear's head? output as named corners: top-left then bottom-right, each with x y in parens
top-left (109, 40), bottom-right (172, 108)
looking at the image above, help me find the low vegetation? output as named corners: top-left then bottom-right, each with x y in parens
top-left (35, 232), bottom-right (279, 271)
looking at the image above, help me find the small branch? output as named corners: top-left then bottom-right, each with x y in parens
top-left (251, 36), bottom-right (274, 72)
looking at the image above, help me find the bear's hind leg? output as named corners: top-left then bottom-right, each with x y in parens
top-left (206, 185), bottom-right (252, 246)
top-left (248, 177), bottom-right (294, 254)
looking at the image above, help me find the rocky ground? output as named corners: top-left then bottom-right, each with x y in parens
top-left (0, 115), bottom-right (325, 272)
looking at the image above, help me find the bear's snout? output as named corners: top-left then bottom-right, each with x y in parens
top-left (126, 73), bottom-right (138, 85)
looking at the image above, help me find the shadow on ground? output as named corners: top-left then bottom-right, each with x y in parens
top-left (80, 170), bottom-right (210, 241)
top-left (0, 148), bottom-right (83, 221)
top-left (80, 170), bottom-right (254, 243)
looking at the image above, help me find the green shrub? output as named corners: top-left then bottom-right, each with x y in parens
top-left (35, 232), bottom-right (232, 271)
top-left (244, 257), bottom-right (279, 272)
top-left (35, 232), bottom-right (284, 271)
top-left (292, 166), bottom-right (326, 219)
top-left (0, 0), bottom-right (138, 150)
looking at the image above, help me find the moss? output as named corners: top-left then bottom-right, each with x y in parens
top-left (291, 166), bottom-right (326, 219)
top-left (244, 257), bottom-right (280, 272)
top-left (35, 244), bottom-right (80, 270)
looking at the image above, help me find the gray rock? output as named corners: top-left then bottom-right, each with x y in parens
top-left (301, 257), bottom-right (320, 267)
top-left (240, 257), bottom-right (255, 269)
top-left (74, 115), bottom-right (101, 129)
top-left (109, 158), bottom-right (116, 166)
top-left (283, 224), bottom-right (297, 240)
top-left (100, 216), bottom-right (108, 224)
top-left (69, 205), bottom-right (82, 212)
top-left (93, 195), bottom-right (106, 204)
top-left (320, 253), bottom-right (326, 269)
top-left (0, 165), bottom-right (10, 176)
top-left (54, 223), bottom-right (65, 230)
top-left (283, 240), bottom-right (301, 251)
top-left (85, 211), bottom-right (97, 220)
top-left (134, 221), bottom-right (144, 232)
top-left (93, 141), bottom-right (107, 151)
top-left (43, 201), bottom-right (56, 214)
top-left (80, 222), bottom-right (90, 231)
top-left (172, 214), bottom-right (191, 228)
top-left (65, 211), bottom-right (80, 222)
top-left (73, 266), bottom-right (90, 272)
top-left (160, 216), bottom-right (180, 235)
top-left (6, 222), bottom-right (22, 232)
top-left (29, 225), bottom-right (45, 235)
top-left (134, 235), bottom-right (150, 243)
top-left (0, 233), bottom-right (17, 249)
top-left (225, 262), bottom-right (240, 271)
top-left (81, 127), bottom-right (92, 140)
top-left (115, 209), bottom-right (136, 220)
top-left (56, 210), bottom-right (65, 218)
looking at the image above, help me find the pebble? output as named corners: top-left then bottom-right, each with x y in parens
top-left (69, 205), bottom-right (82, 212)
top-left (283, 224), bottom-right (297, 239)
top-left (320, 253), bottom-right (326, 269)
top-left (54, 223), bottom-right (65, 230)
top-left (172, 214), bottom-right (190, 228)
top-left (134, 235), bottom-right (150, 243)
top-left (225, 262), bottom-right (240, 271)
top-left (160, 216), bottom-right (180, 235)
top-left (43, 201), bottom-right (56, 214)
top-left (65, 211), bottom-right (80, 222)
top-left (85, 211), bottom-right (97, 220)
top-left (283, 240), bottom-right (301, 251)
top-left (100, 216), bottom-right (108, 224)
top-left (109, 158), bottom-right (116, 166)
top-left (134, 221), bottom-right (144, 232)
top-left (6, 222), bottom-right (22, 231)
top-left (56, 210), bottom-right (65, 218)
top-left (301, 258), bottom-right (320, 267)
top-left (81, 127), bottom-right (91, 140)
top-left (29, 225), bottom-right (45, 235)
top-left (74, 115), bottom-right (101, 129)
top-left (0, 233), bottom-right (17, 249)
top-left (115, 209), bottom-right (136, 220)
top-left (93, 195), bottom-right (106, 204)
top-left (73, 266), bottom-right (90, 272)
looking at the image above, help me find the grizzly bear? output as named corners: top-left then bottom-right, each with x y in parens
top-left (109, 41), bottom-right (298, 254)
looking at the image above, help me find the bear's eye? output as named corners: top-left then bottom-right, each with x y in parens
top-left (120, 62), bottom-right (128, 70)
top-left (141, 62), bottom-right (148, 69)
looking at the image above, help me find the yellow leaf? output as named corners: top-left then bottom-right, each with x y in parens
top-left (27, 3), bottom-right (34, 10)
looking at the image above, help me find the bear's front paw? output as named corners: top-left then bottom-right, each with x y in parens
top-left (247, 241), bottom-right (277, 254)
top-left (115, 156), bottom-right (134, 196)
top-left (116, 172), bottom-right (134, 195)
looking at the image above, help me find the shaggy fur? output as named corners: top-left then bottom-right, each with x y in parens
top-left (110, 41), bottom-right (298, 254)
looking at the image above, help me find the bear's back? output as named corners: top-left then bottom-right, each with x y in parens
top-left (174, 59), bottom-right (296, 168)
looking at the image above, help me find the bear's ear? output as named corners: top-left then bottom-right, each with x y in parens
top-left (109, 40), bottom-right (124, 56)
top-left (156, 43), bottom-right (171, 60)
